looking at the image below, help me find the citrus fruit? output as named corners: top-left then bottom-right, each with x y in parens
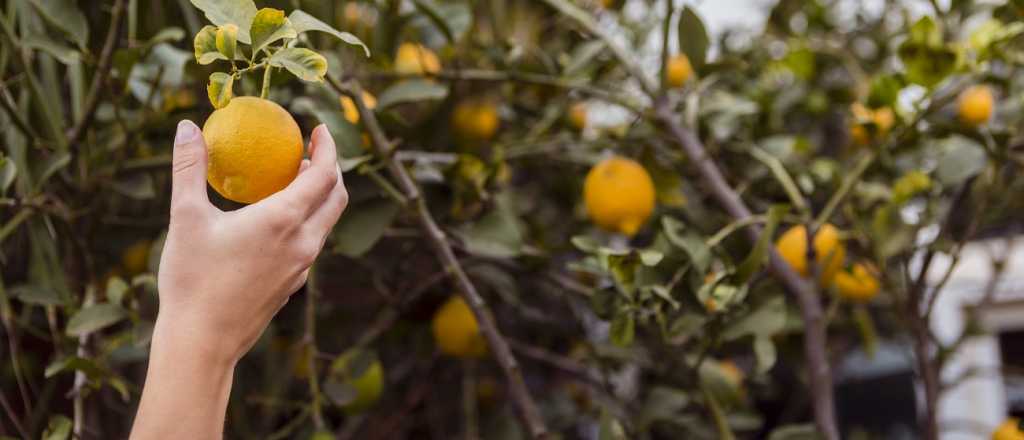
top-left (330, 350), bottom-right (384, 413)
top-left (202, 97), bottom-right (303, 204)
top-left (719, 360), bottom-right (745, 388)
top-left (121, 240), bottom-right (151, 275)
top-left (569, 102), bottom-right (588, 130)
top-left (664, 54), bottom-right (693, 88)
top-left (775, 223), bottom-right (846, 285)
top-left (432, 295), bottom-right (487, 358)
top-left (394, 43), bottom-right (441, 75)
top-left (958, 84), bottom-right (994, 127)
top-left (993, 418), bottom-right (1024, 440)
top-left (451, 100), bottom-right (499, 144)
top-left (583, 156), bottom-right (656, 236)
top-left (833, 262), bottom-right (880, 302)
top-left (340, 91), bottom-right (377, 125)
top-left (849, 103), bottom-right (894, 146)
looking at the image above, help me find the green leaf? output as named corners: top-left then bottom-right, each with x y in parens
top-left (45, 356), bottom-right (106, 380)
top-left (10, 284), bottom-right (61, 306)
top-left (898, 43), bottom-right (957, 88)
top-left (111, 173), bottom-right (156, 200)
top-left (106, 277), bottom-right (130, 306)
top-left (458, 194), bottom-right (523, 258)
top-left (189, 0), bottom-right (258, 44)
top-left (721, 296), bottom-right (786, 341)
top-left (735, 205), bottom-right (788, 282)
top-left (753, 336), bottom-right (777, 374)
top-left (194, 25), bottom-right (227, 65)
top-left (269, 47), bottom-right (328, 82)
top-left (215, 24), bottom-right (239, 62)
top-left (413, 0), bottom-right (472, 44)
top-left (376, 79), bottom-right (449, 108)
top-left (34, 152), bottom-right (70, 190)
top-left (907, 16), bottom-right (942, 46)
top-left (677, 6), bottom-right (709, 69)
top-left (0, 158), bottom-right (16, 194)
top-left (936, 136), bottom-right (986, 186)
top-left (28, 0), bottom-right (89, 49)
top-left (662, 217), bottom-right (711, 273)
top-left (767, 424), bottom-right (820, 440)
top-left (250, 8), bottom-right (297, 54)
top-left (599, 410), bottom-right (627, 440)
top-left (42, 414), bottom-right (72, 440)
top-left (639, 387), bottom-right (690, 429)
top-left (323, 379), bottom-right (357, 406)
top-left (331, 198), bottom-right (400, 257)
top-left (288, 10), bottom-right (370, 57)
top-left (207, 72), bottom-right (234, 109)
top-left (66, 303), bottom-right (127, 336)
top-left (866, 75), bottom-right (903, 109)
top-left (23, 36), bottom-right (80, 65)
top-left (610, 309), bottom-right (635, 347)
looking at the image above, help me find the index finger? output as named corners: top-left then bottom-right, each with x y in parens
top-left (262, 124), bottom-right (338, 218)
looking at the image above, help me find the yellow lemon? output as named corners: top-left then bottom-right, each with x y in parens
top-left (664, 54), bottom-right (693, 88)
top-left (849, 103), bottom-right (894, 146)
top-left (775, 223), bottom-right (846, 285)
top-left (451, 100), bottom-right (499, 144)
top-left (958, 84), bottom-right (994, 127)
top-left (584, 156), bottom-right (656, 236)
top-left (569, 102), bottom-right (588, 131)
top-left (994, 419), bottom-right (1024, 440)
top-left (203, 97), bottom-right (303, 204)
top-left (330, 351), bottom-right (384, 414)
top-left (121, 240), bottom-right (151, 276)
top-left (340, 91), bottom-right (377, 124)
top-left (834, 263), bottom-right (880, 302)
top-left (432, 295), bottom-right (487, 358)
top-left (394, 43), bottom-right (441, 75)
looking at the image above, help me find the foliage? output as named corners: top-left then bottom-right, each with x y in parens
top-left (3, 0), bottom-right (1024, 439)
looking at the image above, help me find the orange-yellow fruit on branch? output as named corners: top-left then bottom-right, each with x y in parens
top-left (203, 97), bottom-right (303, 204)
top-left (340, 91), bottom-right (378, 124)
top-left (834, 262), bottom-right (880, 302)
top-left (849, 103), bottom-right (894, 146)
top-left (569, 102), bottom-right (588, 131)
top-left (432, 295), bottom-right (487, 358)
top-left (958, 84), bottom-right (994, 127)
top-left (664, 54), bottom-right (693, 88)
top-left (394, 43), bottom-right (441, 76)
top-left (775, 223), bottom-right (846, 285)
top-left (121, 240), bottom-right (151, 275)
top-left (452, 100), bottom-right (499, 143)
top-left (993, 418), bottom-right (1024, 440)
top-left (584, 156), bottom-right (656, 236)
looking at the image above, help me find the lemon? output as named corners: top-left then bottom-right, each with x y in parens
top-left (775, 223), bottom-right (846, 285)
top-left (331, 350), bottom-right (384, 413)
top-left (833, 263), bottom-right (880, 302)
top-left (202, 97), bottom-right (303, 204)
top-left (958, 84), bottom-right (994, 127)
top-left (849, 103), bottom-right (894, 146)
top-left (664, 54), bottom-right (693, 88)
top-left (394, 43), bottom-right (441, 76)
top-left (994, 419), bottom-right (1024, 440)
top-left (584, 156), bottom-right (656, 236)
top-left (432, 295), bottom-right (487, 358)
top-left (340, 91), bottom-right (377, 125)
top-left (568, 102), bottom-right (588, 131)
top-left (121, 240), bottom-right (151, 276)
top-left (719, 360), bottom-right (744, 388)
top-left (451, 100), bottom-right (499, 144)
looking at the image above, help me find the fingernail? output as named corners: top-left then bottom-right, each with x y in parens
top-left (175, 120), bottom-right (199, 145)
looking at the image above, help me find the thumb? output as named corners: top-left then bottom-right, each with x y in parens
top-left (170, 120), bottom-right (211, 215)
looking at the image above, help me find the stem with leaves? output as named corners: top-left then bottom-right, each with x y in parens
top-left (325, 74), bottom-right (549, 439)
top-left (66, 0), bottom-right (126, 148)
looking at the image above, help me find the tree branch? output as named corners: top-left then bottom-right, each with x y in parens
top-left (653, 98), bottom-right (840, 440)
top-left (325, 75), bottom-right (549, 439)
top-left (65, 0), bottom-right (126, 148)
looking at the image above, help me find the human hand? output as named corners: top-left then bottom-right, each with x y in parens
top-left (156, 120), bottom-right (348, 363)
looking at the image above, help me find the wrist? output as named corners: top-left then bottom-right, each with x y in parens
top-left (152, 311), bottom-right (242, 369)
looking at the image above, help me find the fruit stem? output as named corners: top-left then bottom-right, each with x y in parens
top-left (261, 65), bottom-right (272, 99)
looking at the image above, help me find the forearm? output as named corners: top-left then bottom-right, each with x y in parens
top-left (130, 314), bottom-right (237, 440)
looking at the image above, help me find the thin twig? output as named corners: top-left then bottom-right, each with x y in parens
top-left (304, 265), bottom-right (325, 430)
top-left (65, 0), bottom-right (126, 147)
top-left (0, 279), bottom-right (32, 419)
top-left (326, 74), bottom-right (550, 439)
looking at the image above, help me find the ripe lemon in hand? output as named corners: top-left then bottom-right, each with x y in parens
top-left (958, 84), bottom-right (994, 127)
top-left (452, 100), bottom-right (499, 144)
top-left (775, 223), bottom-right (846, 285)
top-left (202, 97), bottom-right (303, 204)
top-left (664, 54), bottom-right (693, 88)
top-left (340, 91), bottom-right (377, 124)
top-left (849, 103), bottom-right (894, 146)
top-left (331, 351), bottom-right (384, 413)
top-left (584, 156), bottom-right (656, 236)
top-left (993, 419), bottom-right (1024, 440)
top-left (432, 295), bottom-right (487, 358)
top-left (394, 43), bottom-right (441, 75)
top-left (834, 262), bottom-right (880, 302)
